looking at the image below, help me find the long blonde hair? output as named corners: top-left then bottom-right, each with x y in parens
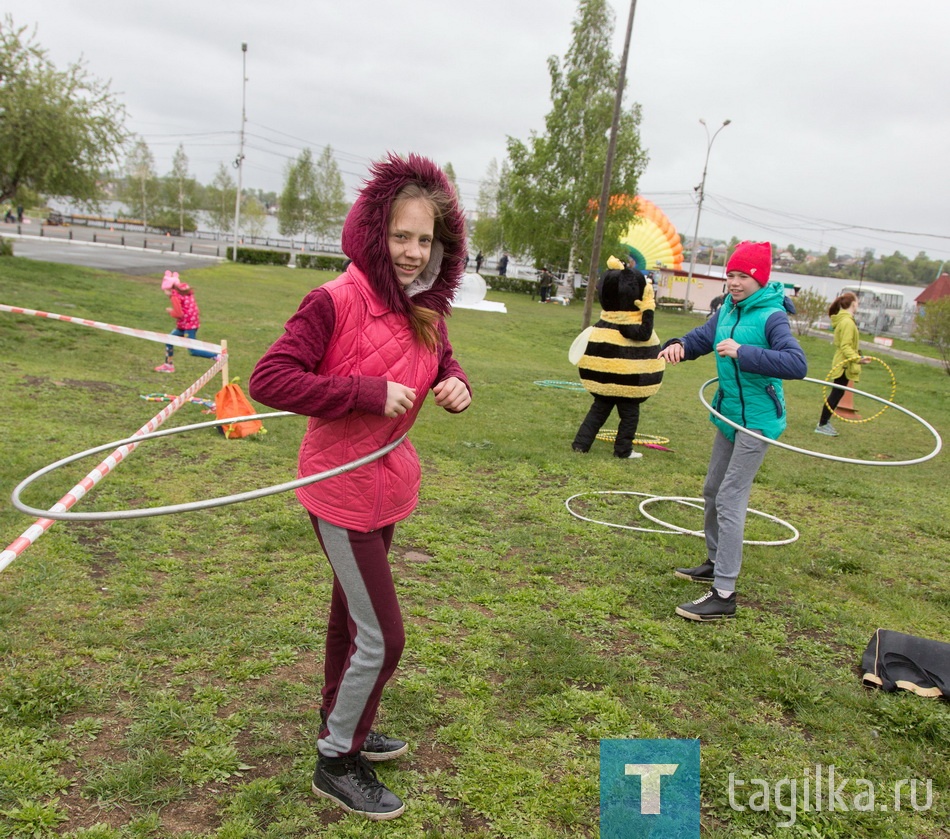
top-left (390, 184), bottom-right (463, 352)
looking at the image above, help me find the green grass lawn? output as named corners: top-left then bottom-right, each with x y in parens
top-left (0, 258), bottom-right (948, 838)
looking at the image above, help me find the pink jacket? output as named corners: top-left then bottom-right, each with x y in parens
top-left (170, 290), bottom-right (200, 330)
top-left (249, 154), bottom-right (469, 532)
top-left (249, 267), bottom-right (469, 531)
top-left (299, 270), bottom-right (444, 529)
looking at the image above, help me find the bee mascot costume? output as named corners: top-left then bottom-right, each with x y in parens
top-left (572, 256), bottom-right (665, 459)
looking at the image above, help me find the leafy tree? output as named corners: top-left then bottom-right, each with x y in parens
top-left (909, 251), bottom-right (941, 286)
top-left (165, 144), bottom-right (199, 235)
top-left (118, 138), bottom-right (158, 227)
top-left (206, 163), bottom-right (235, 234)
top-left (471, 158), bottom-right (507, 257)
top-left (241, 195), bottom-right (267, 239)
top-left (787, 288), bottom-right (828, 337)
top-left (312, 145), bottom-right (347, 243)
top-left (866, 251), bottom-right (915, 286)
top-left (500, 0), bottom-right (647, 275)
top-left (443, 162), bottom-right (460, 198)
top-left (0, 16), bottom-right (127, 205)
top-left (915, 296), bottom-right (950, 375)
top-left (278, 149), bottom-right (312, 244)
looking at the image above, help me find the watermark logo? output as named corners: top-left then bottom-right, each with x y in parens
top-left (600, 739), bottom-right (700, 838)
top-left (728, 764), bottom-right (934, 829)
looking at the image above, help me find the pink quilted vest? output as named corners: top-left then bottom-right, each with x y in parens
top-left (175, 292), bottom-right (200, 330)
top-left (295, 270), bottom-right (440, 532)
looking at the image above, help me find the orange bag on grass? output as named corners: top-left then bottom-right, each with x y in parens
top-left (215, 381), bottom-right (264, 439)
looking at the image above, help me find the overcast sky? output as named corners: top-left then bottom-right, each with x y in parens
top-left (11, 0), bottom-right (950, 263)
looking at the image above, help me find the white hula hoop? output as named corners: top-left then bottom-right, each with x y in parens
top-left (637, 495), bottom-right (799, 547)
top-left (699, 378), bottom-right (942, 467)
top-left (11, 412), bottom-right (408, 521)
top-left (565, 491), bottom-right (699, 536)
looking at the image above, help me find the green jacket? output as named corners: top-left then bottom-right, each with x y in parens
top-left (830, 311), bottom-right (863, 381)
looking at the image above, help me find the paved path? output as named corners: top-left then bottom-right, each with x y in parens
top-left (806, 328), bottom-right (943, 369)
top-left (2, 221), bottom-right (223, 275)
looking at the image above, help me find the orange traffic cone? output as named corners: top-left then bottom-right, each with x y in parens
top-left (835, 380), bottom-right (861, 420)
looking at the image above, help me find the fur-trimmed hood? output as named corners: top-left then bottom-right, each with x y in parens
top-left (340, 152), bottom-right (466, 319)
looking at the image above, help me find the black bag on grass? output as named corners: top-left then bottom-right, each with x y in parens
top-left (861, 628), bottom-right (950, 699)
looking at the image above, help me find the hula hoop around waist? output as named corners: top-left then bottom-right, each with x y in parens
top-left (699, 378), bottom-right (942, 467)
top-left (11, 412), bottom-right (408, 521)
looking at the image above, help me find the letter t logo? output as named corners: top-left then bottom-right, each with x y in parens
top-left (625, 764), bottom-right (679, 814)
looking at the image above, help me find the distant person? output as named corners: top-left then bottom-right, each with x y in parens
top-left (815, 292), bottom-right (870, 437)
top-left (707, 293), bottom-right (726, 319)
top-left (3, 208), bottom-right (14, 224)
top-left (538, 267), bottom-right (555, 302)
top-left (154, 271), bottom-right (219, 373)
top-left (16, 205), bottom-right (23, 223)
top-left (658, 241), bottom-right (807, 621)
top-left (497, 253), bottom-right (509, 277)
top-left (475, 251), bottom-right (484, 273)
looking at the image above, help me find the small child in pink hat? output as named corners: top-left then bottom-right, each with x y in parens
top-left (154, 271), bottom-right (218, 372)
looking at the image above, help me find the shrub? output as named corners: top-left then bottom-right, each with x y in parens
top-left (227, 247), bottom-right (290, 266)
top-left (788, 288), bottom-right (828, 336)
top-left (915, 296), bottom-right (950, 375)
top-left (295, 254), bottom-right (347, 272)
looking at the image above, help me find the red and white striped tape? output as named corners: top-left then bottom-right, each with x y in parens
top-left (0, 304), bottom-right (221, 354)
top-left (1, 357), bottom-right (227, 572)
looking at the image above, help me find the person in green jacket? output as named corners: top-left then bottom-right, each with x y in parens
top-left (658, 241), bottom-right (807, 621)
top-left (815, 292), bottom-right (871, 436)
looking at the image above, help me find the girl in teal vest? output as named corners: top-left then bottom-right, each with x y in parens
top-left (658, 241), bottom-right (807, 621)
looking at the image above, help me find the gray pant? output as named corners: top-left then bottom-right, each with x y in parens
top-left (703, 429), bottom-right (770, 592)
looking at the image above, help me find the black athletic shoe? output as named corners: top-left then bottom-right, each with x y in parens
top-left (675, 588), bottom-right (737, 621)
top-left (673, 560), bottom-right (715, 583)
top-left (312, 753), bottom-right (405, 820)
top-left (360, 729), bottom-right (409, 762)
top-left (319, 709), bottom-right (408, 762)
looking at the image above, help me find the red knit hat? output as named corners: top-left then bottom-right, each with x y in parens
top-left (726, 241), bottom-right (772, 286)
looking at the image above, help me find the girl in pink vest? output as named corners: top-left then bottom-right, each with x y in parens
top-left (249, 154), bottom-right (471, 820)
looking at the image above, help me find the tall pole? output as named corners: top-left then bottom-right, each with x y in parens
top-left (231, 42), bottom-right (247, 262)
top-left (583, 0), bottom-right (638, 329)
top-left (684, 118), bottom-right (730, 308)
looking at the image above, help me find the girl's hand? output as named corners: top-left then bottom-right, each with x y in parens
top-left (716, 338), bottom-right (740, 358)
top-left (432, 377), bottom-right (471, 412)
top-left (384, 382), bottom-right (416, 417)
top-left (658, 343), bottom-right (685, 364)
top-left (860, 357), bottom-right (872, 364)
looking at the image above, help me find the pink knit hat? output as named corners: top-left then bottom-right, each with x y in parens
top-left (161, 270), bottom-right (181, 290)
top-left (726, 241), bottom-right (772, 286)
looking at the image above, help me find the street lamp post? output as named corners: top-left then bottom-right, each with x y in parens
top-left (231, 42), bottom-right (247, 263)
top-left (684, 118), bottom-right (731, 308)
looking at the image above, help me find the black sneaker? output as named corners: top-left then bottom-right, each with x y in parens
top-left (319, 709), bottom-right (408, 762)
top-left (673, 560), bottom-right (715, 583)
top-left (675, 588), bottom-right (737, 621)
top-left (312, 753), bottom-right (405, 820)
top-left (361, 729), bottom-right (409, 762)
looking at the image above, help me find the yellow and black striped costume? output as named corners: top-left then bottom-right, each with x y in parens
top-left (578, 282), bottom-right (665, 399)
